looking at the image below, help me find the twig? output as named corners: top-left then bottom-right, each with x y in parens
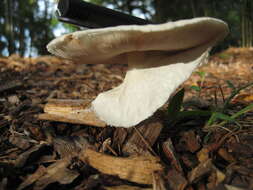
top-left (216, 130), bottom-right (250, 150)
top-left (223, 82), bottom-right (253, 112)
top-left (133, 126), bottom-right (157, 156)
top-left (214, 86), bottom-right (218, 108)
top-left (105, 143), bottom-right (118, 156)
top-left (218, 84), bottom-right (225, 104)
top-left (219, 103), bottom-right (253, 126)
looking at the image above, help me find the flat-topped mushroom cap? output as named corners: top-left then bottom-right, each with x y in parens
top-left (48, 17), bottom-right (227, 66)
top-left (47, 17), bottom-right (229, 127)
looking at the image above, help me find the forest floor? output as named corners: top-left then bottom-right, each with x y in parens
top-left (0, 47), bottom-right (253, 190)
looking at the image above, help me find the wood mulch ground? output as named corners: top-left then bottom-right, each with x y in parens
top-left (0, 47), bottom-right (253, 190)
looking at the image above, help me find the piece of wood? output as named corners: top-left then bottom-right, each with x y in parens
top-left (122, 111), bottom-right (164, 155)
top-left (38, 99), bottom-right (106, 127)
top-left (166, 169), bottom-right (188, 190)
top-left (162, 138), bottom-right (183, 173)
top-left (153, 171), bottom-right (167, 190)
top-left (79, 148), bottom-right (163, 184)
top-left (179, 130), bottom-right (201, 153)
top-left (0, 80), bottom-right (23, 93)
top-left (217, 148), bottom-right (236, 163)
top-left (188, 159), bottom-right (213, 183)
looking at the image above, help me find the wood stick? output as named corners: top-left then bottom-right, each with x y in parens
top-left (38, 99), bottom-right (106, 127)
top-left (79, 148), bottom-right (163, 184)
top-left (122, 111), bottom-right (164, 155)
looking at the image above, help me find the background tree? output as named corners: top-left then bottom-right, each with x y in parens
top-left (0, 0), bottom-right (55, 56)
top-left (90, 0), bottom-right (244, 50)
top-left (241, 0), bottom-right (253, 47)
top-left (0, 0), bottom-right (252, 57)
top-left (3, 0), bottom-right (16, 55)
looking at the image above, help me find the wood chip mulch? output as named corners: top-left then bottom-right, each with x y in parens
top-left (0, 48), bottom-right (253, 190)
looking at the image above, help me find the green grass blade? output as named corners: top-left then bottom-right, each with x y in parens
top-left (177, 110), bottom-right (212, 120)
top-left (167, 88), bottom-right (185, 121)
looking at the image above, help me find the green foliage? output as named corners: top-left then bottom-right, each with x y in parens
top-left (195, 71), bottom-right (206, 79)
top-left (50, 17), bottom-right (59, 27)
top-left (190, 86), bottom-right (201, 92)
top-left (167, 79), bottom-right (253, 136)
top-left (0, 0), bottom-right (57, 56)
top-left (222, 81), bottom-right (253, 111)
top-left (167, 88), bottom-right (185, 122)
top-left (226, 80), bottom-right (236, 91)
top-left (87, 0), bottom-right (104, 4)
top-left (206, 112), bottom-right (235, 126)
top-left (204, 103), bottom-right (253, 133)
top-left (62, 23), bottom-right (80, 33)
top-left (203, 81), bottom-right (253, 131)
top-left (218, 53), bottom-right (232, 60)
top-left (0, 0), bottom-right (79, 56)
top-left (176, 110), bottom-right (212, 120)
top-left (29, 0), bottom-right (36, 4)
top-left (219, 103), bottom-right (253, 128)
top-left (190, 71), bottom-right (206, 97)
top-left (87, 0), bottom-right (248, 50)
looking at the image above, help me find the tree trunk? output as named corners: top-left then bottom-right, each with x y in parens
top-left (190, 0), bottom-right (197, 17)
top-left (241, 0), bottom-right (253, 47)
top-left (18, 2), bottom-right (25, 56)
top-left (18, 26), bottom-right (25, 56)
top-left (4, 0), bottom-right (15, 55)
top-left (248, 0), bottom-right (253, 46)
top-left (241, 0), bottom-right (245, 47)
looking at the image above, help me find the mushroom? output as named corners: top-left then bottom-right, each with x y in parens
top-left (47, 17), bottom-right (228, 128)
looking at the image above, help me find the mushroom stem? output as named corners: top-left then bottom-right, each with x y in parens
top-left (92, 50), bottom-right (209, 127)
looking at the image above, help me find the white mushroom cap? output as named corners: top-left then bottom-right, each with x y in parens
top-left (47, 17), bottom-right (229, 127)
